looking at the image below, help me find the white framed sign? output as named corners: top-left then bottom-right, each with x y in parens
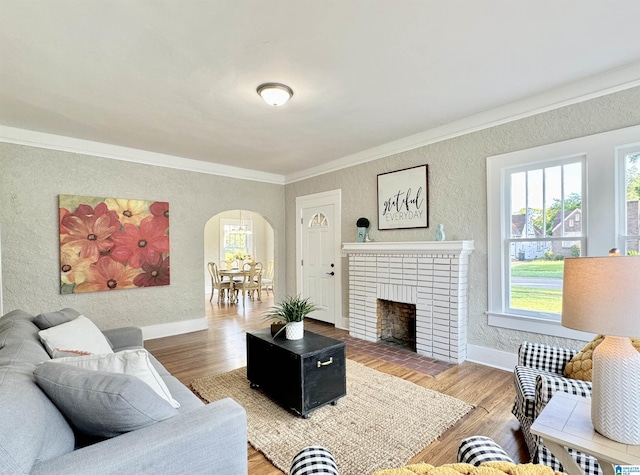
top-left (377, 164), bottom-right (429, 230)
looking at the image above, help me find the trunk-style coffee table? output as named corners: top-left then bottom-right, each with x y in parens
top-left (246, 328), bottom-right (346, 418)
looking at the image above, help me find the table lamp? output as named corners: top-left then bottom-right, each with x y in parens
top-left (561, 256), bottom-right (640, 444)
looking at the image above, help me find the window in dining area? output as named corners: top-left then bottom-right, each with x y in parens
top-left (221, 218), bottom-right (254, 262)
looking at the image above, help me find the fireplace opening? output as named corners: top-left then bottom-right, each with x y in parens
top-left (376, 299), bottom-right (417, 352)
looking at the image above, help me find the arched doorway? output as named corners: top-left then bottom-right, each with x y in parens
top-left (203, 209), bottom-right (275, 308)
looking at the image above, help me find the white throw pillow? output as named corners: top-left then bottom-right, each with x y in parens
top-left (50, 349), bottom-right (180, 408)
top-left (38, 315), bottom-right (113, 356)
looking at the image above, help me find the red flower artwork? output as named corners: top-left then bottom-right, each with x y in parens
top-left (59, 195), bottom-right (170, 294)
top-left (110, 216), bottom-right (170, 268)
top-left (60, 213), bottom-right (118, 262)
top-left (134, 255), bottom-right (170, 287)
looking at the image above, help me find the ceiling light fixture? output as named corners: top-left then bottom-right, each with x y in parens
top-left (256, 83), bottom-right (293, 107)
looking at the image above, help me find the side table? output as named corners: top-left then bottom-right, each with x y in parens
top-left (530, 391), bottom-right (640, 475)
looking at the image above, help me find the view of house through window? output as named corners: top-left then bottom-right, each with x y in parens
top-left (623, 149), bottom-right (640, 254)
top-left (507, 160), bottom-right (584, 318)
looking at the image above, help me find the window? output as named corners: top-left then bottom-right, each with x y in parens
top-left (505, 158), bottom-right (584, 319)
top-left (220, 218), bottom-right (253, 262)
top-left (620, 146), bottom-right (640, 255)
top-left (487, 125), bottom-right (640, 338)
top-left (309, 212), bottom-right (328, 227)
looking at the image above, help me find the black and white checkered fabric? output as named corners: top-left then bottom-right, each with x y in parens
top-left (538, 446), bottom-right (601, 475)
top-left (457, 436), bottom-right (514, 465)
top-left (511, 342), bottom-right (600, 475)
top-left (290, 446), bottom-right (339, 475)
top-left (534, 373), bottom-right (592, 419)
top-left (517, 341), bottom-right (577, 374)
top-left (513, 365), bottom-right (560, 421)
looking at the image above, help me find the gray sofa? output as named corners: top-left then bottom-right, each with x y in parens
top-left (0, 308), bottom-right (248, 475)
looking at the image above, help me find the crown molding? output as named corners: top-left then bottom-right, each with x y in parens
top-left (0, 126), bottom-right (286, 185)
top-left (284, 63), bottom-right (640, 184)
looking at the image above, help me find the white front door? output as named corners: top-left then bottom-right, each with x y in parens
top-left (296, 190), bottom-right (342, 326)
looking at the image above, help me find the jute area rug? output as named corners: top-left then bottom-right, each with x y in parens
top-left (191, 359), bottom-right (473, 475)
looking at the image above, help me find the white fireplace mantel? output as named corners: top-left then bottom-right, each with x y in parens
top-left (342, 240), bottom-right (474, 256)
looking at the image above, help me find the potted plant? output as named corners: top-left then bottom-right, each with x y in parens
top-left (263, 295), bottom-right (319, 340)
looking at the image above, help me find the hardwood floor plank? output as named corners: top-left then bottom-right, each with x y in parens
top-left (145, 293), bottom-right (529, 474)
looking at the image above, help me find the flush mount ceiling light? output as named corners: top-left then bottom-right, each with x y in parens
top-left (256, 83), bottom-right (293, 106)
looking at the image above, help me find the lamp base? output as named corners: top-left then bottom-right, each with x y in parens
top-left (591, 336), bottom-right (640, 444)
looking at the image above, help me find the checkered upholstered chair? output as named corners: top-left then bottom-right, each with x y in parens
top-left (457, 436), bottom-right (514, 465)
top-left (512, 342), bottom-right (599, 475)
top-left (290, 446), bottom-right (339, 475)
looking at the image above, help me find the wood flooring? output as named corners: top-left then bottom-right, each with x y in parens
top-left (144, 293), bottom-right (529, 474)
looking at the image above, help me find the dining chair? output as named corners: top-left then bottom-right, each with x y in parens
top-left (235, 262), bottom-right (262, 304)
top-left (207, 262), bottom-right (233, 303)
top-left (261, 260), bottom-right (274, 296)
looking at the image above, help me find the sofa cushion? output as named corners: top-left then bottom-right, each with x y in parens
top-left (32, 307), bottom-right (82, 330)
top-left (48, 349), bottom-right (180, 408)
top-left (0, 362), bottom-right (75, 473)
top-left (38, 315), bottom-right (113, 357)
top-left (563, 334), bottom-right (640, 381)
top-left (34, 362), bottom-right (178, 438)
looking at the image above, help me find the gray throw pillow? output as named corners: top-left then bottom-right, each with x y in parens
top-left (32, 308), bottom-right (81, 330)
top-left (34, 362), bottom-right (177, 438)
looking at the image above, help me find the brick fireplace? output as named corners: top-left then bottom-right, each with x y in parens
top-left (342, 241), bottom-right (474, 364)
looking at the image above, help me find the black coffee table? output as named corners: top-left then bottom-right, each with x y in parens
top-left (246, 328), bottom-right (346, 418)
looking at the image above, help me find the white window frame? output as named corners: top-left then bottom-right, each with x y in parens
top-left (617, 143), bottom-right (640, 253)
top-left (487, 125), bottom-right (640, 339)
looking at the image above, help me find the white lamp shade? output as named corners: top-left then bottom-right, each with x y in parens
top-left (561, 256), bottom-right (640, 337)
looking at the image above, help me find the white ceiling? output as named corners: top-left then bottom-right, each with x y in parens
top-left (1, 0), bottom-right (640, 182)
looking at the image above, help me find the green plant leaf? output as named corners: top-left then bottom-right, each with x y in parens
top-left (262, 295), bottom-right (319, 323)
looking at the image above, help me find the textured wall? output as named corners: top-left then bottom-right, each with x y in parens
top-left (0, 144), bottom-right (285, 330)
top-left (285, 86), bottom-right (640, 354)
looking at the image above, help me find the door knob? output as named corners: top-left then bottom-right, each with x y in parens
top-left (326, 271), bottom-right (335, 276)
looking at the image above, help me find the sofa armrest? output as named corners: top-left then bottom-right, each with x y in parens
top-left (518, 341), bottom-right (577, 374)
top-left (102, 326), bottom-right (143, 351)
top-left (30, 398), bottom-right (247, 475)
top-left (534, 373), bottom-right (592, 419)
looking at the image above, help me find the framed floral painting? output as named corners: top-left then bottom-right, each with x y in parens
top-left (59, 195), bottom-right (170, 294)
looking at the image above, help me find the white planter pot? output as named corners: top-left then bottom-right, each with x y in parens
top-left (285, 321), bottom-right (304, 340)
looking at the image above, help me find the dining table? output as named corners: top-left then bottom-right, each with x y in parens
top-left (217, 268), bottom-right (249, 303)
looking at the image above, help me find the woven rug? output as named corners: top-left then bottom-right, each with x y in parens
top-left (191, 359), bottom-right (473, 475)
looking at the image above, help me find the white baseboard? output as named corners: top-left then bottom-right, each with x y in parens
top-left (466, 344), bottom-right (517, 372)
top-left (141, 317), bottom-right (209, 341)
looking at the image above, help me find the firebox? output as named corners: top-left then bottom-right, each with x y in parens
top-left (377, 299), bottom-right (417, 352)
